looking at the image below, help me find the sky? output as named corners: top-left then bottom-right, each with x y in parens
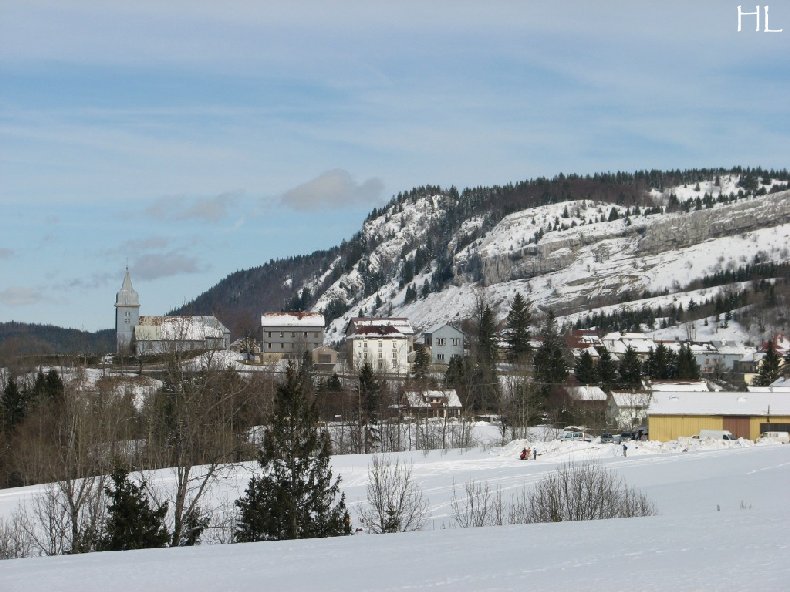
top-left (1, 0), bottom-right (789, 332)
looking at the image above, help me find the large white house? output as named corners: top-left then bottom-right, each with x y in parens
top-left (347, 321), bottom-right (411, 374)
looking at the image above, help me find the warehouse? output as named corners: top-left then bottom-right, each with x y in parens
top-left (647, 391), bottom-right (790, 441)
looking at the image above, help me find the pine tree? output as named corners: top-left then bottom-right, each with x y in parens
top-left (618, 345), bottom-right (642, 389)
top-left (754, 340), bottom-right (781, 386)
top-left (574, 350), bottom-right (598, 384)
top-left (504, 292), bottom-right (532, 363)
top-left (359, 362), bottom-right (381, 453)
top-left (235, 363), bottom-right (349, 542)
top-left (646, 343), bottom-right (675, 380)
top-left (596, 346), bottom-right (618, 390)
top-left (676, 344), bottom-right (700, 380)
top-left (412, 343), bottom-right (430, 381)
top-left (100, 467), bottom-right (170, 551)
top-left (533, 311), bottom-right (569, 396)
top-left (1, 377), bottom-right (26, 429)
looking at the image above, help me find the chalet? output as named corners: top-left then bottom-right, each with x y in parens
top-left (401, 389), bottom-right (462, 418)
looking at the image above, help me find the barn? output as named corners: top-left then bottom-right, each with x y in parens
top-left (647, 391), bottom-right (790, 441)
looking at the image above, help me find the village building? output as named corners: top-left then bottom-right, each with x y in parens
top-left (608, 391), bottom-right (652, 429)
top-left (400, 389), bottom-right (462, 418)
top-left (646, 391), bottom-right (790, 441)
top-left (115, 269), bottom-right (230, 356)
top-left (422, 323), bottom-right (464, 365)
top-left (261, 311), bottom-right (325, 360)
top-left (347, 321), bottom-right (411, 375)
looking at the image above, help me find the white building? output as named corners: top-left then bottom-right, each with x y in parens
top-left (348, 324), bottom-right (410, 375)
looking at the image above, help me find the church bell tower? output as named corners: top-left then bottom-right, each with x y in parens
top-left (115, 267), bottom-right (140, 355)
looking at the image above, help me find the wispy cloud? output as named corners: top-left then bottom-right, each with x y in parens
top-left (57, 272), bottom-right (117, 291)
top-left (145, 192), bottom-right (241, 222)
top-left (131, 251), bottom-right (204, 280)
top-left (0, 287), bottom-right (42, 306)
top-left (280, 169), bottom-right (384, 211)
top-left (106, 236), bottom-right (171, 257)
top-left (0, 248), bottom-right (13, 259)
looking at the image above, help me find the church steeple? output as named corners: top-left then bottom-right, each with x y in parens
top-left (115, 267), bottom-right (140, 355)
top-left (115, 267), bottom-right (139, 307)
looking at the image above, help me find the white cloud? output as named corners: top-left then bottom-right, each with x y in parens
top-left (280, 169), bottom-right (384, 211)
top-left (0, 248), bottom-right (13, 259)
top-left (132, 251), bottom-right (204, 280)
top-left (0, 287), bottom-right (42, 306)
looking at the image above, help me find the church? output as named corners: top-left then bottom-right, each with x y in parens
top-left (114, 269), bottom-right (231, 356)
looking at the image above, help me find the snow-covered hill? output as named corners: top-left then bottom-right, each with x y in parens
top-left (310, 176), bottom-right (789, 341)
top-left (2, 440), bottom-right (789, 591)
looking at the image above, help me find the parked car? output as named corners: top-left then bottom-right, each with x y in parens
top-left (561, 430), bottom-right (593, 442)
top-left (758, 431), bottom-right (790, 444)
top-left (699, 429), bottom-right (736, 441)
top-left (600, 432), bottom-right (614, 444)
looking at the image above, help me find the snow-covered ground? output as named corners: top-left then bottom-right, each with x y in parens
top-left (2, 438), bottom-right (789, 591)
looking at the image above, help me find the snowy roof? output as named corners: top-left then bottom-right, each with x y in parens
top-left (136, 316), bottom-right (228, 340)
top-left (261, 311), bottom-right (325, 328)
top-left (403, 389), bottom-right (462, 409)
top-left (611, 392), bottom-right (652, 408)
top-left (746, 385), bottom-right (790, 393)
top-left (350, 325), bottom-right (407, 337)
top-left (347, 317), bottom-right (414, 336)
top-left (565, 385), bottom-right (607, 401)
top-left (647, 391), bottom-right (790, 416)
top-left (651, 381), bottom-right (710, 392)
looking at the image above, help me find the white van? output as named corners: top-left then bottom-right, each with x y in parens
top-left (758, 431), bottom-right (790, 444)
top-left (698, 429), bottom-right (737, 441)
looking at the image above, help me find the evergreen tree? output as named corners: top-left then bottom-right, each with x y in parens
top-left (420, 280), bottom-right (430, 299)
top-left (675, 344), bottom-right (700, 380)
top-left (596, 346), bottom-right (618, 390)
top-left (533, 311), bottom-right (569, 396)
top-left (574, 350), bottom-right (598, 385)
top-left (477, 304), bottom-right (498, 368)
top-left (618, 345), bottom-right (642, 389)
top-left (235, 363), bottom-right (349, 542)
top-left (412, 343), bottom-right (430, 381)
top-left (359, 362), bottom-right (381, 453)
top-left (100, 467), bottom-right (170, 551)
top-left (504, 292), bottom-right (532, 363)
top-left (1, 377), bottom-right (26, 429)
top-left (754, 340), bottom-right (781, 386)
top-left (646, 343), bottom-right (676, 380)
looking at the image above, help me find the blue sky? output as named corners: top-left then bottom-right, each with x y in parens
top-left (1, 1), bottom-right (788, 332)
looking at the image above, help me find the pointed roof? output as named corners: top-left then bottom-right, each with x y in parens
top-left (115, 268), bottom-right (140, 307)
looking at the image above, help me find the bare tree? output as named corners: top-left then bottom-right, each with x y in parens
top-left (359, 455), bottom-right (428, 533)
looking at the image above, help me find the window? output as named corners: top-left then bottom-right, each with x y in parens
top-left (437, 338), bottom-right (446, 346)
top-left (392, 350), bottom-right (397, 359)
top-left (279, 331), bottom-right (284, 338)
top-left (378, 360), bottom-right (384, 370)
top-left (437, 353), bottom-right (445, 361)
top-left (267, 332), bottom-right (271, 338)
top-left (267, 343), bottom-right (271, 349)
top-left (304, 331), bottom-right (308, 337)
top-left (378, 351), bottom-right (383, 359)
top-left (364, 341), bottom-right (368, 348)
top-left (451, 338), bottom-right (460, 346)
top-left (378, 340), bottom-right (383, 348)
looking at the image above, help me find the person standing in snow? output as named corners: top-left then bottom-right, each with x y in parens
top-left (532, 448), bottom-right (537, 460)
top-left (622, 443), bottom-right (628, 457)
top-left (520, 447), bottom-right (528, 460)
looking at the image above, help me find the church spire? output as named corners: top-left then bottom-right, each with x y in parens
top-left (115, 266), bottom-right (140, 307)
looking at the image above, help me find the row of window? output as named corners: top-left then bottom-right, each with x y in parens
top-left (266, 331), bottom-right (322, 338)
top-left (435, 338), bottom-right (461, 346)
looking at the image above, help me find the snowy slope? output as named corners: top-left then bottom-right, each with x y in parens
top-left (2, 442), bottom-right (789, 591)
top-left (314, 184), bottom-right (789, 339)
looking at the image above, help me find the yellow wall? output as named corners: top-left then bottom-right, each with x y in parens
top-left (649, 415), bottom-right (790, 441)
top-left (749, 416), bottom-right (790, 440)
top-left (648, 416), bottom-right (723, 441)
